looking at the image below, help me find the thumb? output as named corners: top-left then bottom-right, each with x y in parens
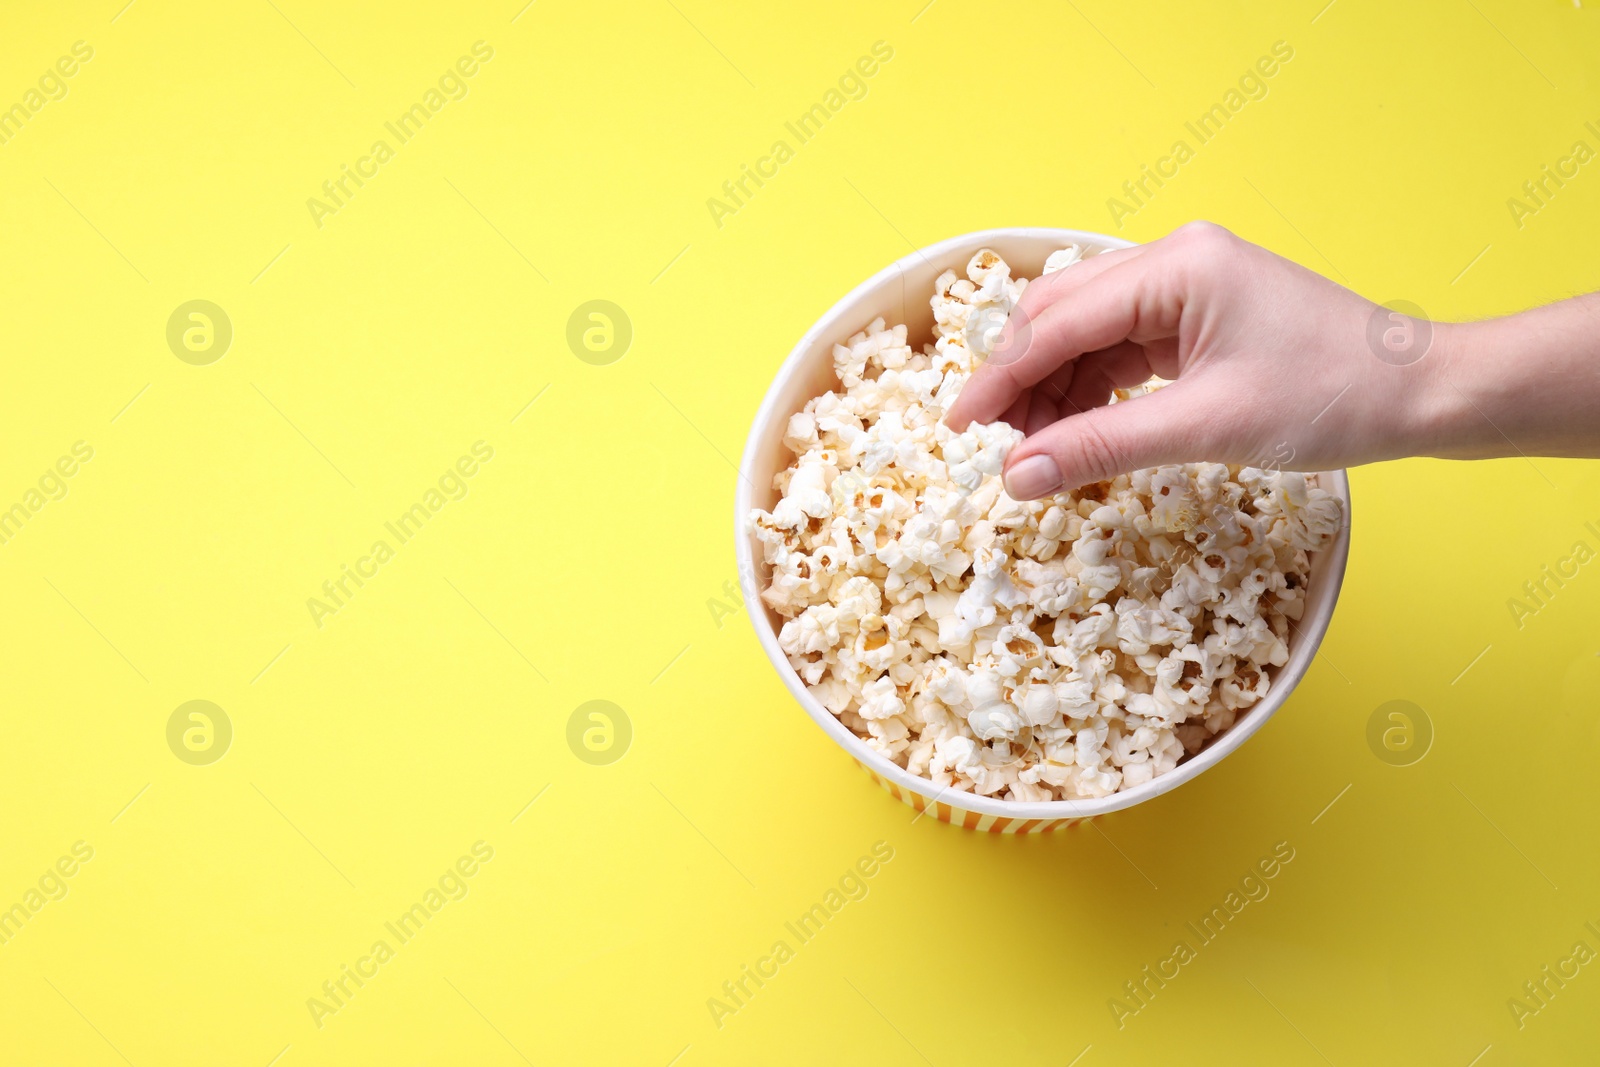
top-left (1001, 384), bottom-right (1217, 499)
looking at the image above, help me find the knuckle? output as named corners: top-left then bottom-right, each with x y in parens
top-left (1172, 220), bottom-right (1235, 252)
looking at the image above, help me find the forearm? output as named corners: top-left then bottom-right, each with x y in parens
top-left (1423, 295), bottom-right (1600, 461)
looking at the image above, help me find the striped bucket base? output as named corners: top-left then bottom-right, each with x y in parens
top-left (854, 759), bottom-right (1097, 834)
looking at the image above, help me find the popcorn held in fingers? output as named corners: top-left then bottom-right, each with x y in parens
top-left (748, 248), bottom-right (1344, 802)
top-left (1042, 244), bottom-right (1086, 274)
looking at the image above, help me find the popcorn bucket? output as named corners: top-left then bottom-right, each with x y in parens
top-left (735, 228), bottom-right (1352, 831)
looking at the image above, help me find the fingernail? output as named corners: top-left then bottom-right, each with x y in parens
top-left (1004, 455), bottom-right (1062, 499)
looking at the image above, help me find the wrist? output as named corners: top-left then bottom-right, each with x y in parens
top-left (1418, 299), bottom-right (1599, 461)
top-left (1407, 320), bottom-right (1499, 460)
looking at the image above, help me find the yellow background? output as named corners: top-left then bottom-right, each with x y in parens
top-left (1, 0), bottom-right (1598, 1063)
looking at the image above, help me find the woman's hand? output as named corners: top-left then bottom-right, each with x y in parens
top-left (945, 222), bottom-right (1461, 499)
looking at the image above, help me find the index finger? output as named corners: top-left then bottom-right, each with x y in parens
top-left (945, 244), bottom-right (1176, 431)
top-left (1013, 243), bottom-right (1148, 323)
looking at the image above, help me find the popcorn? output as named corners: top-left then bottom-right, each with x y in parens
top-left (748, 248), bottom-right (1343, 801)
top-left (943, 421), bottom-right (1023, 493)
top-left (1042, 244), bottom-right (1086, 274)
top-left (770, 454), bottom-right (833, 530)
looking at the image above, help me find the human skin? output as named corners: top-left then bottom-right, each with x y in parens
top-left (943, 221), bottom-right (1600, 500)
